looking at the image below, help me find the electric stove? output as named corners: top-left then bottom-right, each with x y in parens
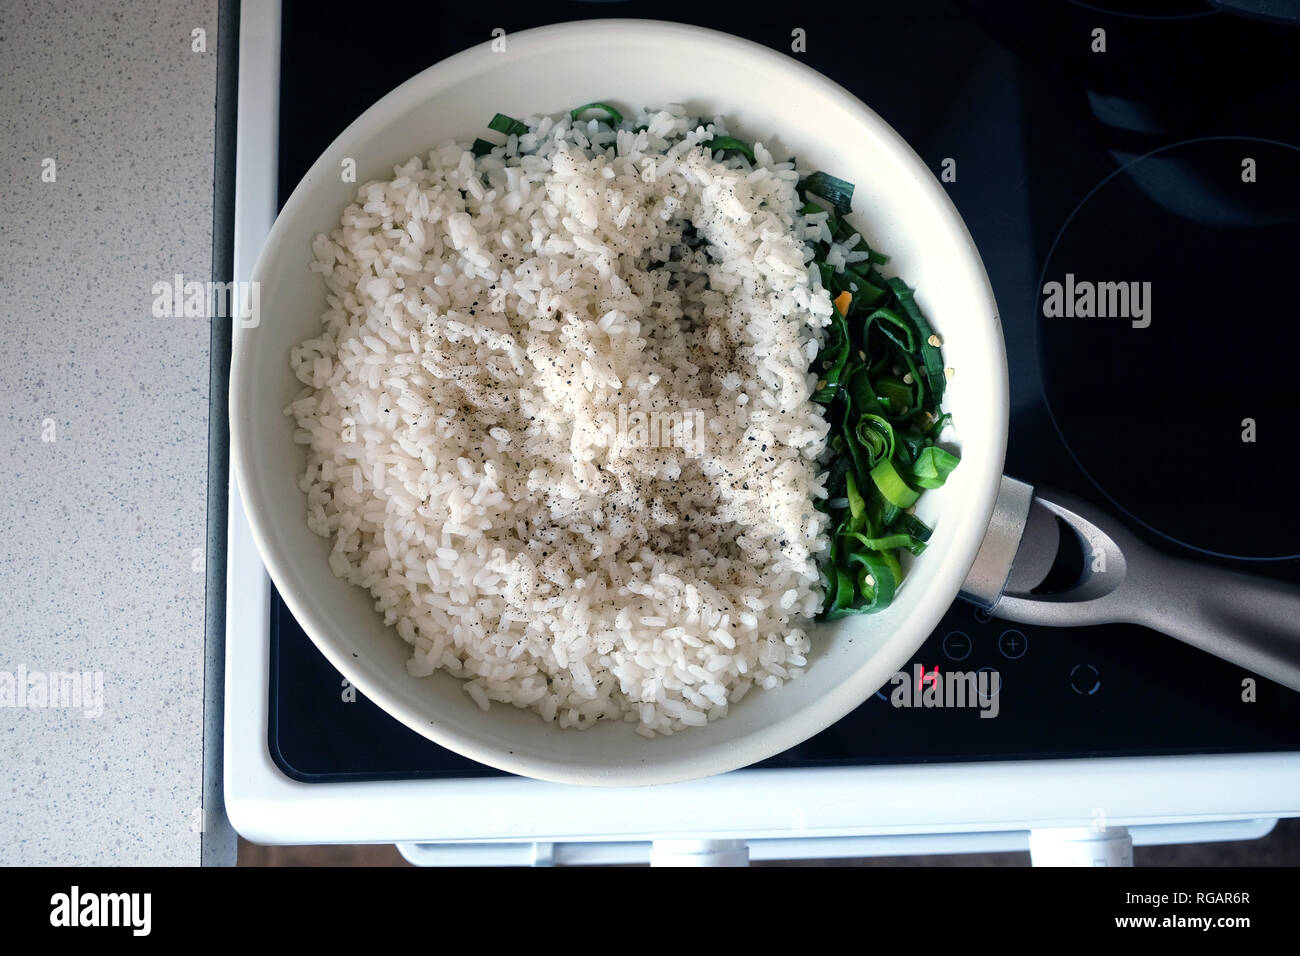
top-left (222, 0), bottom-right (1300, 861)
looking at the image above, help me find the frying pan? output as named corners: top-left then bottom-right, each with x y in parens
top-left (230, 19), bottom-right (1300, 786)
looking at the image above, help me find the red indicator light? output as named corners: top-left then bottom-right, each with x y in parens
top-left (918, 664), bottom-right (940, 691)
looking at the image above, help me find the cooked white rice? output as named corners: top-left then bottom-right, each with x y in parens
top-left (287, 105), bottom-right (835, 736)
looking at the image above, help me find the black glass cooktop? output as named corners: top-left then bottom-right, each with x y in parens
top-left (267, 0), bottom-right (1300, 782)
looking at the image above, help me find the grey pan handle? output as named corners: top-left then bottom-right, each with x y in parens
top-left (961, 476), bottom-right (1300, 693)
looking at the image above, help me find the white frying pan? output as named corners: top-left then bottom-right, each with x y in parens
top-left (230, 19), bottom-right (1300, 787)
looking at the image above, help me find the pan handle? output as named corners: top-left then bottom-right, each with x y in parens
top-left (964, 480), bottom-right (1300, 693)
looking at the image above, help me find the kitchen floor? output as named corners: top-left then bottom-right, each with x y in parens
top-left (237, 818), bottom-right (1300, 866)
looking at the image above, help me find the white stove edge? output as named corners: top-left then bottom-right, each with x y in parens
top-left (224, 0), bottom-right (1300, 851)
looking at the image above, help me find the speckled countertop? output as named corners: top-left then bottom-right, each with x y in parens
top-left (0, 0), bottom-right (221, 865)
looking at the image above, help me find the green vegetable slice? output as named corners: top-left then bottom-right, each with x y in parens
top-left (570, 102), bottom-right (624, 126)
top-left (869, 458), bottom-right (920, 509)
top-left (812, 309), bottom-right (852, 403)
top-left (487, 113), bottom-right (529, 136)
top-left (800, 171), bottom-right (855, 215)
top-left (704, 135), bottom-right (756, 163)
top-left (846, 547), bottom-right (901, 614)
top-left (887, 277), bottom-right (947, 405)
top-left (905, 445), bottom-right (960, 490)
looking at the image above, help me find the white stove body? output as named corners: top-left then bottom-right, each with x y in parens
top-left (223, 1), bottom-right (1300, 865)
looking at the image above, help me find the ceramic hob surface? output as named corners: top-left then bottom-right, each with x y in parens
top-left (265, 0), bottom-right (1300, 782)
